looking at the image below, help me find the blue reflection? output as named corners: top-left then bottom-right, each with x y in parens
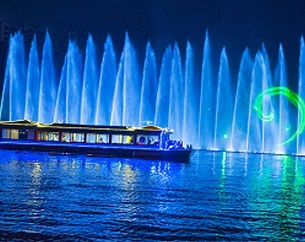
top-left (0, 150), bottom-right (305, 240)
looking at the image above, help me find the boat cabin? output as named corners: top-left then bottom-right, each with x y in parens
top-left (0, 120), bottom-right (173, 149)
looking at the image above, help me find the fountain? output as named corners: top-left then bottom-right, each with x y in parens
top-left (111, 33), bottom-right (140, 126)
top-left (38, 32), bottom-right (57, 123)
top-left (1, 30), bottom-right (305, 155)
top-left (95, 35), bottom-right (117, 125)
top-left (0, 32), bottom-right (26, 121)
top-left (139, 42), bottom-right (157, 126)
top-left (198, 31), bottom-right (215, 149)
top-left (81, 35), bottom-right (99, 125)
top-left (25, 36), bottom-right (40, 121)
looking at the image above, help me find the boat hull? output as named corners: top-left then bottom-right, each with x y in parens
top-left (0, 140), bottom-right (193, 162)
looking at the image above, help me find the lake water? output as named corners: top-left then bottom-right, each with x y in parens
top-left (0, 150), bottom-right (305, 241)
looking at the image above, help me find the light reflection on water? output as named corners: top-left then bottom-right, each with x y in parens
top-left (0, 150), bottom-right (305, 241)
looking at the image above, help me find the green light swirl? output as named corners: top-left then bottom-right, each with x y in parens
top-left (253, 86), bottom-right (305, 147)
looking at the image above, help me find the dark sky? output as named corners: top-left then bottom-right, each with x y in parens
top-left (2, 0), bottom-right (305, 82)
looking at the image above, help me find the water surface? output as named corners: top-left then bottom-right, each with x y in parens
top-left (0, 150), bottom-right (305, 241)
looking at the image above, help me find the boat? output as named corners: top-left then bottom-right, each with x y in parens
top-left (0, 120), bottom-right (193, 162)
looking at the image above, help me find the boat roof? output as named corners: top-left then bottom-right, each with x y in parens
top-left (0, 119), bottom-right (37, 127)
top-left (0, 119), bottom-right (172, 134)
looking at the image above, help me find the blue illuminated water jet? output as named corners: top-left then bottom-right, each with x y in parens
top-left (66, 40), bottom-right (83, 124)
top-left (297, 37), bottom-right (305, 154)
top-left (2, 31), bottom-right (305, 155)
top-left (0, 32), bottom-right (26, 120)
top-left (111, 33), bottom-right (140, 126)
top-left (274, 45), bottom-right (291, 153)
top-left (81, 35), bottom-right (98, 124)
top-left (154, 46), bottom-right (172, 128)
top-left (25, 36), bottom-right (40, 121)
top-left (54, 55), bottom-right (67, 123)
top-left (140, 42), bottom-right (157, 125)
top-left (38, 32), bottom-right (57, 123)
top-left (214, 48), bottom-right (233, 150)
top-left (95, 35), bottom-right (117, 125)
top-left (168, 43), bottom-right (184, 140)
top-left (230, 48), bottom-right (253, 151)
top-left (198, 32), bottom-right (215, 149)
top-left (183, 42), bottom-right (199, 146)
top-left (247, 50), bottom-right (270, 152)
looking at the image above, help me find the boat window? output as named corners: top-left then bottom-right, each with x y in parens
top-left (2, 128), bottom-right (19, 139)
top-left (71, 133), bottom-right (84, 142)
top-left (126, 135), bottom-right (135, 144)
top-left (37, 131), bottom-right (60, 141)
top-left (96, 134), bottom-right (109, 143)
top-left (161, 133), bottom-right (173, 149)
top-left (86, 133), bottom-right (109, 143)
top-left (52, 132), bottom-right (60, 141)
top-left (11, 129), bottom-right (19, 139)
top-left (62, 132), bottom-right (84, 142)
top-left (137, 135), bottom-right (159, 146)
top-left (61, 132), bottom-right (70, 142)
top-left (2, 129), bottom-right (10, 139)
top-left (111, 134), bottom-right (134, 144)
top-left (27, 129), bottom-right (35, 140)
top-left (86, 133), bottom-right (96, 143)
top-left (2, 129), bottom-right (8, 138)
top-left (37, 131), bottom-right (48, 141)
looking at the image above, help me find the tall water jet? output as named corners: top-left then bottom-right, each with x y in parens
top-left (66, 40), bottom-right (83, 123)
top-left (25, 36), bottom-right (40, 121)
top-left (198, 31), bottom-right (215, 149)
top-left (0, 52), bottom-right (10, 120)
top-left (0, 32), bottom-right (26, 120)
top-left (246, 47), bottom-right (274, 153)
top-left (38, 31), bottom-right (57, 123)
top-left (168, 43), bottom-right (184, 140)
top-left (111, 33), bottom-right (140, 126)
top-left (139, 42), bottom-right (157, 125)
top-left (111, 46), bottom-right (124, 125)
top-left (122, 34), bottom-right (141, 126)
top-left (214, 47), bottom-right (233, 150)
top-left (54, 55), bottom-right (68, 123)
top-left (261, 46), bottom-right (276, 152)
top-left (273, 44), bottom-right (294, 153)
top-left (247, 51), bottom-right (264, 152)
top-left (230, 48), bottom-right (253, 151)
top-left (154, 46), bottom-right (172, 128)
top-left (297, 37), bottom-right (305, 154)
top-left (183, 41), bottom-right (199, 146)
top-left (0, 55), bottom-right (10, 120)
top-left (95, 35), bottom-right (117, 125)
top-left (81, 35), bottom-right (99, 124)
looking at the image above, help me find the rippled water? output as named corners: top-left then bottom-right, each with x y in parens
top-left (0, 150), bottom-right (305, 241)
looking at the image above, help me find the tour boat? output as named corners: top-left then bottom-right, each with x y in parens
top-left (0, 120), bottom-right (193, 162)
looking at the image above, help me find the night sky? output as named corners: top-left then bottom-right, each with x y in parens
top-left (2, 0), bottom-right (305, 83)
